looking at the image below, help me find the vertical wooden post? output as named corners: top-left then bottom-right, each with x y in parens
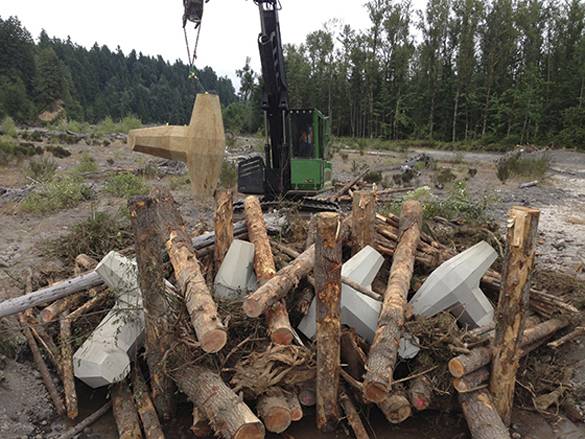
top-left (364, 200), bottom-right (423, 403)
top-left (214, 189), bottom-right (234, 272)
top-left (351, 191), bottom-right (376, 256)
top-left (129, 195), bottom-right (177, 420)
top-left (490, 206), bottom-right (540, 426)
top-left (244, 195), bottom-right (294, 345)
top-left (315, 212), bottom-right (342, 431)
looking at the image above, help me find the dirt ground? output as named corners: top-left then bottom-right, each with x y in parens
top-left (1, 134), bottom-right (585, 438)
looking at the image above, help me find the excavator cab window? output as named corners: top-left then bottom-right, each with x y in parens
top-left (291, 111), bottom-right (314, 159)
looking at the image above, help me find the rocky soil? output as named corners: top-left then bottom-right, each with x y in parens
top-left (0, 134), bottom-right (584, 438)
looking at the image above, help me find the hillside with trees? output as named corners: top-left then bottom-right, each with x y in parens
top-left (1, 0), bottom-right (585, 149)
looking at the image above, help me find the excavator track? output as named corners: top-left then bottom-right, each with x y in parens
top-left (233, 197), bottom-right (341, 214)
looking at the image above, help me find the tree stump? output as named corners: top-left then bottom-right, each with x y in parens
top-left (129, 195), bottom-right (177, 419)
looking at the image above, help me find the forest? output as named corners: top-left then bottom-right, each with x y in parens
top-left (1, 0), bottom-right (585, 149)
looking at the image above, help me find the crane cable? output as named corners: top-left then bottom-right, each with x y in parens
top-left (183, 24), bottom-right (207, 93)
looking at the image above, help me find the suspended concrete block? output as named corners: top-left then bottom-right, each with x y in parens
top-left (214, 239), bottom-right (258, 300)
top-left (409, 240), bottom-right (497, 329)
top-left (73, 251), bottom-right (145, 388)
top-left (128, 93), bottom-right (226, 197)
top-left (298, 246), bottom-right (384, 344)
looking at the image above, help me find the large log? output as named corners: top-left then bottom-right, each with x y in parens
top-left (364, 200), bottom-right (423, 403)
top-left (60, 311), bottom-right (78, 419)
top-left (449, 317), bottom-right (568, 378)
top-left (256, 388), bottom-right (292, 434)
top-left (315, 212), bottom-right (343, 432)
top-left (490, 207), bottom-right (540, 427)
top-left (243, 244), bottom-right (315, 318)
top-left (131, 368), bottom-right (166, 439)
top-left (112, 380), bottom-right (144, 439)
top-left (214, 189), bottom-right (234, 271)
top-left (351, 191), bottom-right (376, 256)
top-left (244, 196), bottom-right (293, 345)
top-left (459, 388), bottom-right (511, 439)
top-left (173, 365), bottom-right (265, 439)
top-left (153, 187), bottom-right (227, 353)
top-left (129, 195), bottom-right (177, 419)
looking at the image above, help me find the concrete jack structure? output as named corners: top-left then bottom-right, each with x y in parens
top-left (213, 239), bottom-right (258, 300)
top-left (409, 240), bottom-right (498, 329)
top-left (298, 246), bottom-right (384, 345)
top-left (73, 251), bottom-right (145, 388)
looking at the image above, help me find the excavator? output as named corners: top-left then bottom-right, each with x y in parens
top-left (183, 0), bottom-right (333, 202)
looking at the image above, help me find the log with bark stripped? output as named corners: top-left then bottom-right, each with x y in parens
top-left (153, 187), bottom-right (227, 353)
top-left (364, 201), bottom-right (423, 403)
top-left (449, 317), bottom-right (568, 378)
top-left (214, 189), bottom-right (234, 271)
top-left (351, 191), bottom-right (376, 256)
top-left (244, 195), bottom-right (293, 345)
top-left (173, 365), bottom-right (265, 439)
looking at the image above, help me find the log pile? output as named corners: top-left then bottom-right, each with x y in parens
top-left (2, 188), bottom-right (583, 439)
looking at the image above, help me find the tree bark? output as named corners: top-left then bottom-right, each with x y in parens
top-left (408, 376), bottom-right (432, 411)
top-left (315, 212), bottom-right (342, 432)
top-left (173, 365), bottom-right (265, 439)
top-left (490, 206), bottom-right (540, 427)
top-left (112, 380), bottom-right (144, 439)
top-left (243, 245), bottom-right (315, 318)
top-left (449, 317), bottom-right (568, 378)
top-left (129, 195), bottom-right (177, 419)
top-left (131, 368), bottom-right (165, 439)
top-left (377, 394), bottom-right (412, 424)
top-left (351, 191), bottom-right (376, 256)
top-left (244, 195), bottom-right (293, 345)
top-left (153, 187), bottom-right (227, 353)
top-left (459, 388), bottom-right (511, 439)
top-left (214, 189), bottom-right (234, 272)
top-left (256, 388), bottom-right (292, 434)
top-left (364, 201), bottom-right (423, 403)
top-left (60, 311), bottom-right (78, 419)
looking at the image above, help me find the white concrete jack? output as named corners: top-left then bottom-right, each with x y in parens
top-left (213, 239), bottom-right (258, 300)
top-left (73, 251), bottom-right (145, 388)
top-left (298, 246), bottom-right (383, 345)
top-left (409, 240), bottom-right (497, 329)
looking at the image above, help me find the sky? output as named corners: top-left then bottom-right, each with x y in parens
top-left (0, 0), bottom-right (425, 91)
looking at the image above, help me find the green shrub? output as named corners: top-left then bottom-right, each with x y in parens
top-left (0, 138), bottom-right (17, 156)
top-left (434, 168), bottom-right (457, 184)
top-left (0, 117), bottom-right (17, 137)
top-left (27, 157), bottom-right (58, 182)
top-left (46, 145), bottom-right (71, 158)
top-left (219, 159), bottom-right (238, 188)
top-left (104, 172), bottom-right (151, 198)
top-left (74, 151), bottom-right (99, 174)
top-left (21, 175), bottom-right (92, 215)
top-left (496, 154), bottom-right (551, 183)
top-left (363, 172), bottom-right (382, 184)
top-left (48, 211), bottom-right (133, 266)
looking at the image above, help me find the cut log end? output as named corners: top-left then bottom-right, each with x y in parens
top-left (448, 358), bottom-right (466, 378)
top-left (363, 381), bottom-right (388, 403)
top-left (453, 377), bottom-right (467, 392)
top-left (377, 394), bottom-right (412, 424)
top-left (200, 328), bottom-right (228, 353)
top-left (67, 409), bottom-right (79, 420)
top-left (270, 328), bottom-right (294, 346)
top-left (261, 407), bottom-right (292, 434)
top-left (234, 422), bottom-right (266, 439)
top-left (242, 298), bottom-right (262, 318)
